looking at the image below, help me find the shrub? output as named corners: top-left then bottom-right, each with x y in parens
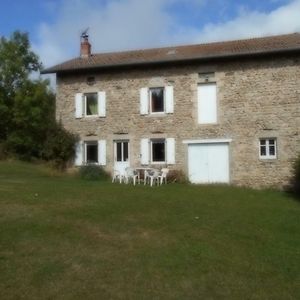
top-left (41, 123), bottom-right (78, 170)
top-left (292, 155), bottom-right (300, 197)
top-left (167, 169), bottom-right (188, 184)
top-left (79, 165), bottom-right (110, 181)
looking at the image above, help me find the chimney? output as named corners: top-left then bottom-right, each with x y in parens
top-left (80, 32), bottom-right (91, 58)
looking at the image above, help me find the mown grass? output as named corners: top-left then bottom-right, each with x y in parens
top-left (0, 161), bottom-right (299, 300)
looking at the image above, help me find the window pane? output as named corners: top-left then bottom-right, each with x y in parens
top-left (86, 93), bottom-right (98, 115)
top-left (260, 145), bottom-right (266, 156)
top-left (152, 140), bottom-right (165, 162)
top-left (123, 142), bottom-right (129, 161)
top-left (86, 144), bottom-right (98, 163)
top-left (116, 143), bottom-right (122, 161)
top-left (260, 140), bottom-right (266, 146)
top-left (151, 88), bottom-right (164, 113)
top-left (269, 139), bottom-right (275, 146)
top-left (269, 145), bottom-right (276, 156)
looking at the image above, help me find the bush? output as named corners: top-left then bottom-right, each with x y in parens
top-left (79, 165), bottom-right (110, 181)
top-left (41, 123), bottom-right (78, 170)
top-left (167, 169), bottom-right (188, 184)
top-left (292, 155), bottom-right (300, 197)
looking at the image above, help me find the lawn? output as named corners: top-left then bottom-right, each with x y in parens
top-left (0, 161), bottom-right (299, 300)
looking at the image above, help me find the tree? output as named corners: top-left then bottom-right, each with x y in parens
top-left (0, 31), bottom-right (41, 141)
top-left (6, 80), bottom-right (55, 159)
top-left (0, 31), bottom-right (77, 168)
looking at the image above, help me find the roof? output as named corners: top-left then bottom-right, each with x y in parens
top-left (42, 33), bottom-right (300, 74)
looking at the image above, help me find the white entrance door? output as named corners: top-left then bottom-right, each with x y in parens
top-left (114, 141), bottom-right (129, 176)
top-left (188, 143), bottom-right (229, 183)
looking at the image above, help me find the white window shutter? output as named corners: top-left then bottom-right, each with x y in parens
top-left (98, 140), bottom-right (106, 166)
top-left (166, 138), bottom-right (175, 164)
top-left (140, 88), bottom-right (149, 115)
top-left (165, 86), bottom-right (174, 114)
top-left (75, 141), bottom-right (83, 166)
top-left (75, 93), bottom-right (83, 118)
top-left (98, 91), bottom-right (106, 117)
top-left (198, 83), bottom-right (217, 124)
top-left (140, 138), bottom-right (149, 165)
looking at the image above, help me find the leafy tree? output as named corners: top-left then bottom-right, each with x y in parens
top-left (5, 80), bottom-right (55, 159)
top-left (0, 31), bottom-right (77, 168)
top-left (0, 31), bottom-right (41, 141)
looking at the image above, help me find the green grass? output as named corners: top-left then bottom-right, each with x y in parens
top-left (0, 161), bottom-right (299, 300)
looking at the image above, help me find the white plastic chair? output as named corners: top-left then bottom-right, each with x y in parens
top-left (144, 169), bottom-right (152, 185)
top-left (112, 169), bottom-right (123, 183)
top-left (124, 167), bottom-right (139, 185)
top-left (158, 168), bottom-right (169, 185)
top-left (148, 169), bottom-right (160, 187)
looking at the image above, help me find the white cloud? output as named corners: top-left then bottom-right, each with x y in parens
top-left (194, 0), bottom-right (300, 43)
top-left (35, 0), bottom-right (300, 72)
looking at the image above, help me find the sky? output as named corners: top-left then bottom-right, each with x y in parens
top-left (1, 0), bottom-right (300, 70)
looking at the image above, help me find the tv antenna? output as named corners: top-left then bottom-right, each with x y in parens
top-left (80, 27), bottom-right (90, 39)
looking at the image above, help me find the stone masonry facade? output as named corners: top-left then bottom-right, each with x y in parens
top-left (56, 55), bottom-right (300, 188)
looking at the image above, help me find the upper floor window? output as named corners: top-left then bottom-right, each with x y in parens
top-left (140, 86), bottom-right (174, 115)
top-left (85, 93), bottom-right (98, 116)
top-left (75, 91), bottom-right (106, 119)
top-left (150, 87), bottom-right (164, 113)
top-left (198, 82), bottom-right (217, 124)
top-left (259, 138), bottom-right (277, 159)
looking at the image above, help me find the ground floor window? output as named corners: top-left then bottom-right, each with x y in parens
top-left (85, 142), bottom-right (98, 164)
top-left (259, 138), bottom-right (277, 159)
top-left (151, 139), bottom-right (166, 163)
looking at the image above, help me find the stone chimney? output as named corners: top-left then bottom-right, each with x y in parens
top-left (80, 33), bottom-right (91, 58)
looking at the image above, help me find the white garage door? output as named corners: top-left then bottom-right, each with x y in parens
top-left (188, 143), bottom-right (230, 184)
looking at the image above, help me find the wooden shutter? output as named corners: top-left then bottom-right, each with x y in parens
top-left (75, 141), bottom-right (83, 166)
top-left (98, 140), bottom-right (106, 166)
top-left (140, 138), bottom-right (149, 165)
top-left (140, 88), bottom-right (149, 115)
top-left (165, 86), bottom-right (174, 114)
top-left (198, 83), bottom-right (217, 124)
top-left (75, 93), bottom-right (83, 118)
top-left (98, 91), bottom-right (106, 117)
top-left (166, 138), bottom-right (175, 164)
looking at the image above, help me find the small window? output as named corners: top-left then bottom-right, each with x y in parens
top-left (150, 87), bottom-right (164, 113)
top-left (259, 138), bottom-right (277, 159)
top-left (85, 142), bottom-right (98, 164)
top-left (151, 139), bottom-right (166, 163)
top-left (85, 93), bottom-right (98, 116)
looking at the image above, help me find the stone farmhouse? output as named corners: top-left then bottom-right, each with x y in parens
top-left (42, 33), bottom-right (300, 188)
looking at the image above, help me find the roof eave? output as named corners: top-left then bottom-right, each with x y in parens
top-left (40, 47), bottom-right (300, 75)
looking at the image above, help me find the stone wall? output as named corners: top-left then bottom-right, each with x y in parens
top-left (56, 55), bottom-right (300, 188)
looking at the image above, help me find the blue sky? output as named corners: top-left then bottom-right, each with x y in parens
top-left (1, 0), bottom-right (299, 69)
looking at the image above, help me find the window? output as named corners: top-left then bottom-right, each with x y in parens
top-left (75, 92), bottom-right (106, 118)
top-left (198, 83), bottom-right (217, 124)
top-left (150, 87), bottom-right (164, 113)
top-left (85, 93), bottom-right (98, 116)
top-left (259, 138), bottom-right (277, 159)
top-left (85, 142), bottom-right (98, 164)
top-left (140, 86), bottom-right (173, 115)
top-left (151, 139), bottom-right (166, 163)
top-left (115, 141), bottom-right (129, 162)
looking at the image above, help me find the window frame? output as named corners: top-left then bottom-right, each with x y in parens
top-left (259, 138), bottom-right (277, 160)
top-left (84, 141), bottom-right (99, 164)
top-left (149, 87), bottom-right (165, 114)
top-left (150, 138), bottom-right (166, 164)
top-left (114, 140), bottom-right (129, 163)
top-left (84, 92), bottom-right (98, 117)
